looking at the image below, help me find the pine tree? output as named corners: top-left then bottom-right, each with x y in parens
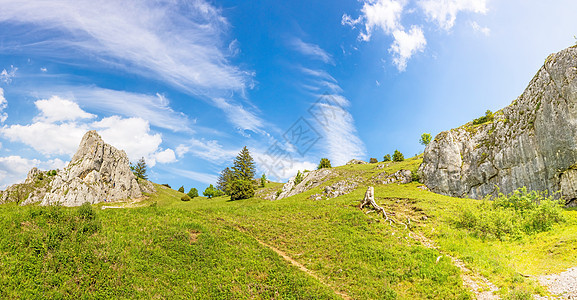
top-left (217, 167), bottom-right (234, 195)
top-left (260, 174), bottom-right (266, 188)
top-left (232, 146), bottom-right (256, 181)
top-left (178, 186), bottom-right (185, 193)
top-left (383, 154), bottom-right (391, 162)
top-left (392, 150), bottom-right (404, 162)
top-left (130, 157), bottom-right (148, 180)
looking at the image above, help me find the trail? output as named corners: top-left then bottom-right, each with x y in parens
top-left (536, 266), bottom-right (577, 299)
top-left (235, 226), bottom-right (351, 300)
top-left (409, 231), bottom-right (500, 300)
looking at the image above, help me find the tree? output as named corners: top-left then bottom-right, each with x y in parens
top-left (217, 167), bottom-right (234, 195)
top-left (130, 157), bottom-right (148, 181)
top-left (178, 186), bottom-right (185, 193)
top-left (318, 158), bottom-right (332, 169)
top-left (203, 184), bottom-right (223, 199)
top-left (232, 146), bottom-right (256, 181)
top-left (230, 180), bottom-right (255, 201)
top-left (383, 154), bottom-right (391, 162)
top-left (369, 158), bottom-right (378, 163)
top-left (187, 188), bottom-right (199, 199)
top-left (392, 150), bottom-right (404, 162)
top-left (420, 133), bottom-right (432, 147)
top-left (260, 174), bottom-right (266, 188)
top-left (294, 170), bottom-right (304, 185)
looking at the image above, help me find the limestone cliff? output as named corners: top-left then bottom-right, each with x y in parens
top-left (419, 46), bottom-right (577, 205)
top-left (1, 130), bottom-right (152, 206)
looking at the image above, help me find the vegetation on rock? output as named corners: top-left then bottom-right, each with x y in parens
top-left (420, 133), bottom-right (432, 146)
top-left (317, 158), bottom-right (332, 169)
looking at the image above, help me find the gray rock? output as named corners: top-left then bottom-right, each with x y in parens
top-left (276, 168), bottom-right (335, 200)
top-left (2, 130), bottom-right (153, 206)
top-left (373, 169), bottom-right (413, 185)
top-left (419, 46), bottom-right (577, 204)
top-left (346, 159), bottom-right (368, 165)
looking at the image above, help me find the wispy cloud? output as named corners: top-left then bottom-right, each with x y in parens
top-left (212, 97), bottom-right (264, 134)
top-left (0, 0), bottom-right (266, 133)
top-left (470, 21), bottom-right (490, 36)
top-left (0, 88), bottom-right (7, 122)
top-left (290, 38), bottom-right (334, 64)
top-left (419, 0), bottom-right (487, 30)
top-left (167, 168), bottom-right (218, 185)
top-left (0, 65), bottom-right (17, 84)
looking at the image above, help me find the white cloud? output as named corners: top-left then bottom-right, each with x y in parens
top-left (92, 116), bottom-right (163, 164)
top-left (0, 156), bottom-right (67, 189)
top-left (470, 21), bottom-right (490, 36)
top-left (419, 0), bottom-right (487, 30)
top-left (155, 149), bottom-right (177, 164)
top-left (176, 138), bottom-right (237, 162)
top-left (389, 26), bottom-right (427, 71)
top-left (358, 0), bottom-right (406, 41)
top-left (290, 38), bottom-right (334, 64)
top-left (168, 168), bottom-right (218, 185)
top-left (0, 66), bottom-right (17, 84)
top-left (40, 67), bottom-right (47, 72)
top-left (34, 96), bottom-right (96, 123)
top-left (0, 88), bottom-right (7, 122)
top-left (40, 86), bottom-right (191, 132)
top-left (212, 97), bottom-right (264, 133)
top-left (1, 122), bottom-right (89, 156)
top-left (0, 0), bottom-right (266, 132)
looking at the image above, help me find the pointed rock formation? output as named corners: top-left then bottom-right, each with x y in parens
top-left (1, 130), bottom-right (152, 206)
top-left (419, 45), bottom-right (577, 205)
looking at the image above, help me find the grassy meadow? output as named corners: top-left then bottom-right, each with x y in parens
top-left (1, 157), bottom-right (577, 299)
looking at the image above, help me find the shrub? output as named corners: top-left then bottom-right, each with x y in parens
top-left (383, 154), bottom-right (391, 162)
top-left (230, 180), bottom-right (255, 201)
top-left (369, 158), bottom-right (378, 163)
top-left (318, 158), bottom-right (332, 169)
top-left (161, 183), bottom-right (171, 188)
top-left (178, 186), bottom-right (185, 193)
top-left (420, 133), bottom-right (432, 146)
top-left (294, 170), bottom-right (304, 185)
top-left (181, 195), bottom-right (191, 201)
top-left (203, 184), bottom-right (223, 199)
top-left (187, 188), bottom-right (199, 199)
top-left (392, 150), bottom-right (404, 162)
top-left (260, 174), bottom-right (266, 188)
top-left (78, 202), bottom-right (95, 220)
top-left (455, 187), bottom-right (565, 240)
top-left (472, 110), bottom-right (494, 125)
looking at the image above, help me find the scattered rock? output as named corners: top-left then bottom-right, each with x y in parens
top-left (276, 169), bottom-right (335, 200)
top-left (346, 159), bottom-right (368, 165)
top-left (538, 267), bottom-right (577, 299)
top-left (373, 169), bottom-right (413, 185)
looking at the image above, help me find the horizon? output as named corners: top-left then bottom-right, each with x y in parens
top-left (0, 0), bottom-right (576, 191)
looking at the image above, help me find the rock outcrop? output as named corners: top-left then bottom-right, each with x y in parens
top-left (1, 130), bottom-right (152, 206)
top-left (419, 46), bottom-right (577, 205)
top-left (276, 168), bottom-right (335, 200)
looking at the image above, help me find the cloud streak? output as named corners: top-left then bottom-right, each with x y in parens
top-left (290, 38), bottom-right (334, 64)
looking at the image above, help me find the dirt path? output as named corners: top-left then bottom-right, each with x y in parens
top-left (235, 226), bottom-right (351, 300)
top-left (537, 267), bottom-right (577, 299)
top-left (409, 232), bottom-right (500, 299)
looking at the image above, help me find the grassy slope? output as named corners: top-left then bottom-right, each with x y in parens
top-left (1, 158), bottom-right (577, 298)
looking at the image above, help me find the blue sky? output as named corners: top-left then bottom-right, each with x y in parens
top-left (0, 0), bottom-right (576, 191)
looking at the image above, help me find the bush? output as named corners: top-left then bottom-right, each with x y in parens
top-left (455, 187), bottom-right (565, 240)
top-left (181, 195), bottom-right (191, 201)
top-left (294, 170), bottom-right (304, 185)
top-left (318, 158), bottom-right (331, 169)
top-left (260, 174), bottom-right (266, 188)
top-left (392, 150), bottom-right (404, 162)
top-left (383, 154), bottom-right (391, 162)
top-left (178, 186), bottom-right (185, 193)
top-left (78, 202), bottom-right (95, 220)
top-left (472, 110), bottom-right (494, 125)
top-left (369, 158), bottom-right (378, 163)
top-left (230, 180), bottom-right (255, 201)
top-left (161, 183), bottom-right (171, 188)
top-left (187, 188), bottom-right (199, 199)
top-left (203, 184), bottom-right (224, 199)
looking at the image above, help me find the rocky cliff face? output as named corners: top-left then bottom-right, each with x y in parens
top-left (1, 130), bottom-right (152, 206)
top-left (419, 46), bottom-right (577, 205)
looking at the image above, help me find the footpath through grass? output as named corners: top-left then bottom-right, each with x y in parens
top-left (2, 158), bottom-right (577, 298)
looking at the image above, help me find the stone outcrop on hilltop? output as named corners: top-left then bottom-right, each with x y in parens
top-left (1, 130), bottom-right (153, 206)
top-left (419, 46), bottom-right (577, 205)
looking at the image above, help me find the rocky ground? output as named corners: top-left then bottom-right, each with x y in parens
top-left (538, 267), bottom-right (577, 299)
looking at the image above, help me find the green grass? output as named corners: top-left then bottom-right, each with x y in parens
top-left (2, 158), bottom-right (577, 298)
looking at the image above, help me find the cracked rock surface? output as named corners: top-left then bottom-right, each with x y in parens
top-left (420, 46), bottom-right (577, 203)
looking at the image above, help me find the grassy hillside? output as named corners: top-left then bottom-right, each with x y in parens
top-left (1, 158), bottom-right (577, 299)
